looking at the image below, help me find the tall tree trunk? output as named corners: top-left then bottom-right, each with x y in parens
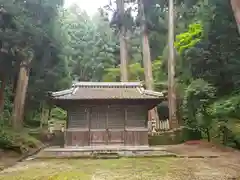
top-left (139, 0), bottom-right (159, 127)
top-left (231, 0), bottom-right (240, 34)
top-left (168, 0), bottom-right (178, 129)
top-left (0, 74), bottom-right (6, 114)
top-left (11, 57), bottom-right (31, 130)
top-left (117, 0), bottom-right (128, 82)
top-left (40, 102), bottom-right (45, 129)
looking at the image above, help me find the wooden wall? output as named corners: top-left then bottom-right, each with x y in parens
top-left (65, 104), bottom-right (148, 147)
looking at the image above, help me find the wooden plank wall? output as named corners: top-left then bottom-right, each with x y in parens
top-left (66, 104), bottom-right (149, 146)
top-left (125, 105), bottom-right (146, 128)
top-left (125, 105), bottom-right (148, 145)
top-left (68, 107), bottom-right (88, 128)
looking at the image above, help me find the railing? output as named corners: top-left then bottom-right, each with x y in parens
top-left (158, 119), bottom-right (170, 130)
top-left (148, 119), bottom-right (170, 132)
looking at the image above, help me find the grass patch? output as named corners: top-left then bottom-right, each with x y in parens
top-left (0, 158), bottom-right (173, 180)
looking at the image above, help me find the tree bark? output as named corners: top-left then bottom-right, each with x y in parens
top-left (11, 57), bottom-right (31, 131)
top-left (206, 128), bottom-right (210, 142)
top-left (231, 0), bottom-right (240, 34)
top-left (139, 0), bottom-right (159, 125)
top-left (117, 0), bottom-right (128, 82)
top-left (168, 0), bottom-right (178, 129)
top-left (40, 102), bottom-right (45, 128)
top-left (222, 126), bottom-right (228, 145)
top-left (0, 74), bottom-right (6, 114)
top-left (47, 105), bottom-right (52, 121)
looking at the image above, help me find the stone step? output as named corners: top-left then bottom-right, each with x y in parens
top-left (34, 149), bottom-right (177, 159)
top-left (92, 152), bottom-right (120, 159)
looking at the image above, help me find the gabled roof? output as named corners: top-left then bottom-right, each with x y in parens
top-left (49, 82), bottom-right (164, 100)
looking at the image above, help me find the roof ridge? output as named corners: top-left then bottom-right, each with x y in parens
top-left (72, 81), bottom-right (143, 88)
top-left (51, 88), bottom-right (74, 97)
top-left (143, 90), bottom-right (164, 97)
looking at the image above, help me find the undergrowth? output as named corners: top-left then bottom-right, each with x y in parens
top-left (0, 127), bottom-right (42, 154)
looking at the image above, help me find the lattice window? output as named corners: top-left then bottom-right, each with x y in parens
top-left (107, 105), bottom-right (124, 129)
top-left (68, 107), bottom-right (88, 128)
top-left (90, 106), bottom-right (106, 129)
top-left (126, 105), bottom-right (146, 128)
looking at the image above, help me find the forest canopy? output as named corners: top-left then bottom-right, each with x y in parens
top-left (0, 0), bottom-right (239, 150)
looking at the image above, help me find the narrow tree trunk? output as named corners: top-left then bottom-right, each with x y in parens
top-left (206, 128), bottom-right (210, 142)
top-left (231, 0), bottom-right (240, 34)
top-left (47, 105), bottom-right (52, 121)
top-left (168, 0), bottom-right (178, 129)
top-left (11, 58), bottom-right (31, 130)
top-left (0, 74), bottom-right (6, 114)
top-left (139, 0), bottom-right (159, 126)
top-left (222, 126), bottom-right (228, 145)
top-left (40, 102), bottom-right (45, 129)
top-left (117, 0), bottom-right (128, 81)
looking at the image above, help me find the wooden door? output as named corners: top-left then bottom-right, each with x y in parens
top-left (90, 106), bottom-right (108, 146)
top-left (107, 106), bottom-right (125, 145)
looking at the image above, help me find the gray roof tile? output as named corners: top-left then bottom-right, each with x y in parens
top-left (50, 82), bottom-right (163, 100)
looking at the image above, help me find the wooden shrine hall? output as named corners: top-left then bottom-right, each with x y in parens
top-left (49, 82), bottom-right (164, 147)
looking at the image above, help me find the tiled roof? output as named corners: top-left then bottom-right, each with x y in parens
top-left (50, 82), bottom-right (164, 100)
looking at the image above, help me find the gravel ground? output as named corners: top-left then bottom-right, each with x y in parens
top-left (0, 156), bottom-right (239, 180)
top-left (0, 143), bottom-right (240, 180)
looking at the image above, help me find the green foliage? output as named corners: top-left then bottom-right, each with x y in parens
top-left (210, 95), bottom-right (240, 119)
top-left (152, 58), bottom-right (167, 90)
top-left (103, 67), bottom-right (120, 82)
top-left (61, 8), bottom-right (118, 82)
top-left (174, 0), bottom-right (240, 147)
top-left (51, 107), bottom-right (67, 121)
top-left (0, 127), bottom-right (41, 153)
top-left (175, 23), bottom-right (203, 55)
top-left (103, 62), bottom-right (144, 82)
top-left (182, 79), bottom-right (216, 140)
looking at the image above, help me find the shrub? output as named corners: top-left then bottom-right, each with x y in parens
top-left (0, 127), bottom-right (41, 154)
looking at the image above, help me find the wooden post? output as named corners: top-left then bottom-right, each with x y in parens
top-left (168, 0), bottom-right (178, 129)
top-left (124, 107), bottom-right (127, 145)
top-left (106, 105), bottom-right (109, 145)
top-left (87, 107), bottom-right (90, 146)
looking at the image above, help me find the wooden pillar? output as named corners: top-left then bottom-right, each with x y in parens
top-left (87, 107), bottom-right (90, 146)
top-left (106, 105), bottom-right (109, 145)
top-left (124, 107), bottom-right (127, 145)
top-left (64, 110), bottom-right (68, 147)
